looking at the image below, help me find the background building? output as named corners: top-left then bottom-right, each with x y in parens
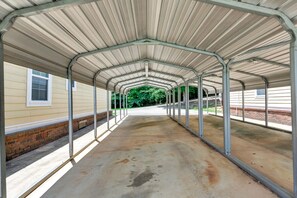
top-left (4, 62), bottom-right (109, 160)
top-left (230, 87), bottom-right (291, 126)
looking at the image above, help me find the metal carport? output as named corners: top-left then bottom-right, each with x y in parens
top-left (0, 0), bottom-right (297, 197)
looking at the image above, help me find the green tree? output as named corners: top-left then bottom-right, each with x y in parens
top-left (177, 86), bottom-right (199, 101)
top-left (111, 85), bottom-right (202, 109)
top-left (126, 86), bottom-right (166, 107)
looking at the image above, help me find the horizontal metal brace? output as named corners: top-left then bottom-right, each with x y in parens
top-left (70, 38), bottom-right (226, 78)
top-left (203, 84), bottom-right (217, 93)
top-left (113, 70), bottom-right (183, 90)
top-left (106, 69), bottom-right (144, 89)
top-left (188, 74), bottom-right (245, 89)
top-left (210, 74), bottom-right (245, 88)
top-left (123, 81), bottom-right (169, 93)
top-left (231, 69), bottom-right (269, 87)
top-left (114, 75), bottom-right (177, 91)
top-left (119, 77), bottom-right (176, 92)
top-left (119, 78), bottom-right (173, 93)
top-left (94, 58), bottom-right (195, 81)
top-left (124, 84), bottom-right (168, 93)
top-left (232, 57), bottom-right (289, 68)
top-left (108, 70), bottom-right (179, 90)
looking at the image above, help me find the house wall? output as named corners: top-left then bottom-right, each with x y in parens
top-left (4, 62), bottom-right (109, 134)
top-left (4, 62), bottom-right (111, 160)
top-left (230, 86), bottom-right (291, 111)
top-left (230, 86), bottom-right (291, 126)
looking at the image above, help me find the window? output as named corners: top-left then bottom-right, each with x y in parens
top-left (256, 89), bottom-right (265, 96)
top-left (65, 79), bottom-right (77, 91)
top-left (27, 69), bottom-right (52, 106)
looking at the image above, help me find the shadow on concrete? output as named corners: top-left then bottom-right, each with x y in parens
top-left (6, 117), bottom-right (114, 177)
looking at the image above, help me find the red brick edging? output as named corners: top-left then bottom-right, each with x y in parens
top-left (230, 107), bottom-right (291, 126)
top-left (6, 111), bottom-right (112, 161)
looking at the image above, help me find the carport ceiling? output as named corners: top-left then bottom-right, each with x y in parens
top-left (0, 0), bottom-right (296, 93)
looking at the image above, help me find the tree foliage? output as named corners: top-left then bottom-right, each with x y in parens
top-left (111, 85), bottom-right (200, 108)
top-left (127, 86), bottom-right (166, 107)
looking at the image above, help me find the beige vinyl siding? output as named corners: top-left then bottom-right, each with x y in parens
top-left (230, 86), bottom-right (291, 111)
top-left (4, 62), bottom-right (108, 128)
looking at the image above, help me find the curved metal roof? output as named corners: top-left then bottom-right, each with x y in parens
top-left (0, 0), bottom-right (296, 93)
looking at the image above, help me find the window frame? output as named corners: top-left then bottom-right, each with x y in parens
top-left (27, 69), bottom-right (52, 107)
top-left (255, 89), bottom-right (265, 98)
top-left (65, 79), bottom-right (77, 91)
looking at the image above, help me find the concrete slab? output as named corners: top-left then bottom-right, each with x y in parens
top-left (7, 116), bottom-right (118, 198)
top-left (184, 115), bottom-right (293, 193)
top-left (43, 116), bottom-right (276, 198)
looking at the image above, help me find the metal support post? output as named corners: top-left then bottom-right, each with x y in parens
top-left (119, 93), bottom-right (122, 119)
top-left (0, 34), bottom-right (6, 198)
top-left (126, 94), bottom-right (128, 115)
top-left (67, 67), bottom-right (73, 158)
top-left (114, 93), bottom-right (117, 123)
top-left (106, 90), bottom-right (110, 130)
top-left (173, 88), bottom-right (176, 119)
top-left (125, 94), bottom-right (127, 116)
top-left (185, 82), bottom-right (189, 127)
top-left (166, 92), bottom-right (168, 115)
top-left (242, 86), bottom-right (245, 122)
top-left (169, 90), bottom-right (172, 116)
top-left (290, 38), bottom-right (297, 197)
top-left (123, 94), bottom-right (126, 117)
top-left (93, 81), bottom-right (97, 139)
top-left (197, 85), bottom-right (199, 131)
top-left (214, 88), bottom-right (217, 115)
top-left (125, 94), bottom-right (127, 117)
top-left (265, 81), bottom-right (268, 127)
top-left (223, 63), bottom-right (231, 155)
top-left (206, 89), bottom-right (209, 114)
top-left (178, 86), bottom-right (181, 123)
top-left (198, 76), bottom-right (204, 137)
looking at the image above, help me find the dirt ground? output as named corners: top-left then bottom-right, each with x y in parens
top-left (43, 116), bottom-right (276, 198)
top-left (180, 115), bottom-right (293, 192)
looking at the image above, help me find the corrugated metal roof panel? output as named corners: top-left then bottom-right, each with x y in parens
top-left (2, 0), bottom-right (33, 9)
top-left (0, 0), bottom-right (296, 93)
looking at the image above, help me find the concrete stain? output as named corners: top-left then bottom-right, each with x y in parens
top-left (80, 170), bottom-right (88, 175)
top-left (130, 171), bottom-right (135, 178)
top-left (127, 169), bottom-right (155, 187)
top-left (233, 128), bottom-right (267, 140)
top-left (126, 119), bottom-right (169, 130)
top-left (41, 115), bottom-right (278, 198)
top-left (115, 159), bottom-right (129, 164)
top-left (274, 139), bottom-right (292, 151)
top-left (121, 189), bottom-right (153, 198)
top-left (205, 161), bottom-right (219, 185)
